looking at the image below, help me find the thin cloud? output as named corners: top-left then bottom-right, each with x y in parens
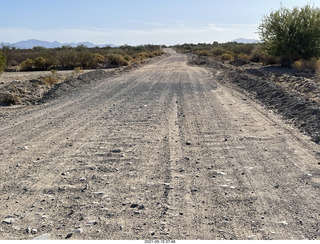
top-left (208, 24), bottom-right (223, 31)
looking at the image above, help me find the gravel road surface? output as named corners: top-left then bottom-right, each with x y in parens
top-left (0, 50), bottom-right (319, 240)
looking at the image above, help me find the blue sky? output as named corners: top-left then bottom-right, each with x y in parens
top-left (1, 0), bottom-right (320, 45)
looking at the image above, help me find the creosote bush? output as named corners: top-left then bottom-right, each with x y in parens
top-left (20, 58), bottom-right (34, 71)
top-left (0, 50), bottom-right (7, 73)
top-left (221, 52), bottom-right (235, 61)
top-left (42, 75), bottom-right (59, 85)
top-left (107, 54), bottom-right (129, 66)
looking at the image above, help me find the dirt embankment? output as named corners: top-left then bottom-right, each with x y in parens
top-left (0, 68), bottom-right (127, 106)
top-left (189, 56), bottom-right (320, 143)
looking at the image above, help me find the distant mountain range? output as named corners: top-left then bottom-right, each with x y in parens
top-left (1, 39), bottom-right (118, 49)
top-left (1, 38), bottom-right (259, 49)
top-left (232, 38), bottom-right (259, 44)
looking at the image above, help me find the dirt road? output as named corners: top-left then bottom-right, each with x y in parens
top-left (0, 50), bottom-right (319, 240)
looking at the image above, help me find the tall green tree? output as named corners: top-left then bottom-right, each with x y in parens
top-left (259, 5), bottom-right (320, 65)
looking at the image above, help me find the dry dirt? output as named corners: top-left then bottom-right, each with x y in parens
top-left (0, 49), bottom-right (320, 240)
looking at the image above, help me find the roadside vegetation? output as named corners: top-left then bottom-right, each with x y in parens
top-left (175, 5), bottom-right (320, 73)
top-left (0, 50), bottom-right (6, 73)
top-left (0, 44), bottom-right (164, 72)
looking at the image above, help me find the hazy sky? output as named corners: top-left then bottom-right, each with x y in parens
top-left (1, 0), bottom-right (320, 45)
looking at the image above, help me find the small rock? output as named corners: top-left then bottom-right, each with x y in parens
top-left (110, 148), bottom-right (122, 153)
top-left (138, 205), bottom-right (145, 210)
top-left (31, 228), bottom-right (37, 234)
top-left (274, 185), bottom-right (280, 189)
top-left (74, 228), bottom-right (82, 234)
top-left (3, 218), bottom-right (15, 224)
top-left (33, 233), bottom-right (50, 240)
top-left (26, 227), bottom-right (31, 234)
top-left (280, 220), bottom-right (288, 226)
top-left (191, 188), bottom-right (198, 192)
top-left (185, 141), bottom-right (191, 145)
top-left (65, 233), bottom-right (73, 239)
top-left (79, 177), bottom-right (86, 182)
top-left (134, 211), bottom-right (140, 215)
top-left (130, 203), bottom-right (139, 208)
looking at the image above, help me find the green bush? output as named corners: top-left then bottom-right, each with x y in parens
top-left (211, 47), bottom-right (226, 56)
top-left (249, 44), bottom-right (278, 64)
top-left (237, 53), bottom-right (250, 60)
top-left (20, 58), bottom-right (34, 71)
top-left (259, 5), bottom-right (320, 66)
top-left (33, 56), bottom-right (47, 70)
top-left (221, 52), bottom-right (235, 61)
top-left (0, 50), bottom-right (7, 73)
top-left (123, 54), bottom-right (133, 62)
top-left (107, 54), bottom-right (129, 66)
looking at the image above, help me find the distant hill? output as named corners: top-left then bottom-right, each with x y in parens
top-left (1, 39), bottom-right (118, 49)
top-left (232, 38), bottom-right (259, 44)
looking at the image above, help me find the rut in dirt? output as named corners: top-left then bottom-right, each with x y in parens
top-left (0, 50), bottom-right (319, 240)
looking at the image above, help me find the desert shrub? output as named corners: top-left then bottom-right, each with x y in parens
top-left (223, 42), bottom-right (256, 55)
top-left (20, 58), bottom-right (34, 71)
top-left (33, 56), bottom-right (47, 70)
top-left (292, 58), bottom-right (320, 73)
top-left (237, 53), bottom-right (250, 60)
top-left (93, 53), bottom-right (105, 63)
top-left (221, 52), bottom-right (235, 61)
top-left (74, 67), bottom-right (84, 74)
top-left (138, 52), bottom-right (148, 61)
top-left (42, 75), bottom-right (59, 85)
top-left (292, 60), bottom-right (303, 72)
top-left (107, 54), bottom-right (129, 66)
top-left (259, 5), bottom-right (320, 66)
top-left (195, 50), bottom-right (210, 56)
top-left (50, 69), bottom-right (57, 75)
top-left (0, 50), bottom-right (6, 73)
top-left (211, 47), bottom-right (226, 56)
top-left (8, 60), bottom-right (18, 67)
top-left (249, 44), bottom-right (278, 64)
top-left (123, 54), bottom-right (133, 62)
top-left (77, 52), bottom-right (96, 68)
top-left (129, 58), bottom-right (141, 66)
top-left (57, 49), bottom-right (77, 69)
